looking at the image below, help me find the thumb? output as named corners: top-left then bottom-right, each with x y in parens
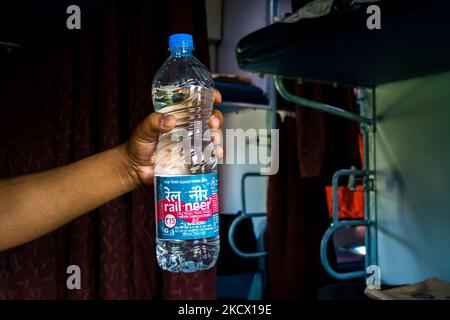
top-left (133, 112), bottom-right (176, 144)
top-left (128, 112), bottom-right (176, 165)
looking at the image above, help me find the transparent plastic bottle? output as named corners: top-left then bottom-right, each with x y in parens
top-left (151, 33), bottom-right (219, 272)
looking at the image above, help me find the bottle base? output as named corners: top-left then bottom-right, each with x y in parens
top-left (156, 237), bottom-right (220, 273)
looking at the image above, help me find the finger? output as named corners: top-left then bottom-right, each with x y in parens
top-left (210, 127), bottom-right (224, 161)
top-left (211, 109), bottom-right (224, 125)
top-left (210, 128), bottom-right (223, 145)
top-left (215, 144), bottom-right (224, 160)
top-left (209, 109), bottom-right (224, 129)
top-left (214, 89), bottom-right (222, 104)
top-left (134, 112), bottom-right (176, 143)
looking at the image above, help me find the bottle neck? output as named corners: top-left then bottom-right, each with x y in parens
top-left (170, 46), bottom-right (193, 57)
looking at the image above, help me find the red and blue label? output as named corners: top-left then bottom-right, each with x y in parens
top-left (156, 173), bottom-right (219, 240)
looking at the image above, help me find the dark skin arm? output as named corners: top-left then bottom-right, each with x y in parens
top-left (0, 91), bottom-right (223, 252)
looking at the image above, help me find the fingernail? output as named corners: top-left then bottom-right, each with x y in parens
top-left (162, 114), bottom-right (173, 127)
top-left (211, 116), bottom-right (219, 127)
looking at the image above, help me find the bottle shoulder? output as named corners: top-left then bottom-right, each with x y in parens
top-left (152, 55), bottom-right (214, 89)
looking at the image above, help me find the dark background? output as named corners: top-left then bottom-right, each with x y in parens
top-left (0, 0), bottom-right (213, 299)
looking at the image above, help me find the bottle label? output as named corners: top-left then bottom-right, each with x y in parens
top-left (156, 173), bottom-right (219, 240)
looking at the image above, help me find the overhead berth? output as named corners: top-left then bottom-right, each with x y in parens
top-left (236, 0), bottom-right (450, 87)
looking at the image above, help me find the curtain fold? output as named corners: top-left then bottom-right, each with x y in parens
top-left (0, 0), bottom-right (214, 300)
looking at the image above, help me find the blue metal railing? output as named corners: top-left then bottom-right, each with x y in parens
top-left (226, 78), bottom-right (377, 278)
top-left (273, 77), bottom-right (377, 279)
top-left (319, 168), bottom-right (372, 279)
top-left (274, 76), bottom-right (373, 124)
top-left (228, 173), bottom-right (268, 258)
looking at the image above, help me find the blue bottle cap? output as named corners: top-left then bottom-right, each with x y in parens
top-left (169, 33), bottom-right (194, 50)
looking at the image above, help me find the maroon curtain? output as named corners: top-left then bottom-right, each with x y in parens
top-left (0, 0), bottom-right (215, 300)
top-left (266, 82), bottom-right (361, 300)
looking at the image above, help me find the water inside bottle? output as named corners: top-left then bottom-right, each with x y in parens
top-left (153, 83), bottom-right (219, 273)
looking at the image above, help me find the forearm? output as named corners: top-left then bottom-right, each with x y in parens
top-left (0, 144), bottom-right (140, 251)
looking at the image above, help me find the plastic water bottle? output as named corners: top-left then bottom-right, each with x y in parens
top-left (151, 33), bottom-right (220, 272)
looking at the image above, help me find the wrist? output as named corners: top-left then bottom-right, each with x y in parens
top-left (117, 143), bottom-right (142, 190)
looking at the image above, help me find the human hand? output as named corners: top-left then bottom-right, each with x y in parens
top-left (125, 90), bottom-right (223, 186)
